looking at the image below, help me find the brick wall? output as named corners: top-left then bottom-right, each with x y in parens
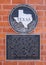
top-left (0, 0), bottom-right (46, 65)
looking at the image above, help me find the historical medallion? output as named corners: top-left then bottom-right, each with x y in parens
top-left (9, 4), bottom-right (38, 33)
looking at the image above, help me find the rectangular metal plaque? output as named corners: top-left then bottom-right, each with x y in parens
top-left (6, 35), bottom-right (40, 60)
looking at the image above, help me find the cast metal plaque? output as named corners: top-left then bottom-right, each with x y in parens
top-left (9, 4), bottom-right (38, 33)
top-left (6, 35), bottom-right (40, 60)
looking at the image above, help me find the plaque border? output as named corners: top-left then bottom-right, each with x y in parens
top-left (5, 34), bottom-right (40, 61)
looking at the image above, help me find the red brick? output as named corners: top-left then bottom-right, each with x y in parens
top-left (44, 57), bottom-right (46, 61)
top-left (3, 27), bottom-right (17, 34)
top-left (36, 5), bottom-right (46, 10)
top-left (0, 28), bottom-right (3, 32)
top-left (37, 11), bottom-right (43, 16)
top-left (37, 22), bottom-right (43, 28)
top-left (3, 39), bottom-right (5, 44)
top-left (29, 5), bottom-right (36, 10)
top-left (43, 28), bottom-right (46, 34)
top-left (42, 45), bottom-right (46, 51)
top-left (44, 21), bottom-right (46, 27)
top-left (38, 16), bottom-right (44, 22)
top-left (35, 61), bottom-right (43, 65)
top-left (18, 61), bottom-right (27, 65)
top-left (0, 17), bottom-right (1, 20)
top-left (34, 25), bottom-right (43, 34)
top-left (43, 34), bottom-right (46, 39)
top-left (42, 39), bottom-right (46, 44)
top-left (40, 55), bottom-right (44, 60)
top-left (43, 17), bottom-right (46, 21)
top-left (3, 16), bottom-right (8, 21)
top-left (0, 39), bottom-right (3, 44)
top-left (27, 62), bottom-right (34, 65)
top-left (0, 22), bottom-right (10, 27)
top-left (12, 0), bottom-right (25, 4)
top-left (28, 0), bottom-right (43, 4)
top-left (45, 11), bottom-right (46, 16)
top-left (4, 61), bottom-right (17, 65)
top-left (0, 11), bottom-right (9, 15)
top-left (0, 5), bottom-right (1, 9)
top-left (0, 50), bottom-right (4, 56)
top-left (3, 5), bottom-right (15, 10)
top-left (0, 62), bottom-right (2, 65)
top-left (44, 62), bottom-right (46, 65)
top-left (40, 34), bottom-right (43, 39)
top-left (45, 0), bottom-right (46, 4)
top-left (40, 38), bottom-right (43, 44)
top-left (0, 0), bottom-right (11, 4)
top-left (40, 39), bottom-right (44, 44)
top-left (41, 51), bottom-right (46, 55)
top-left (0, 56), bottom-right (5, 60)
top-left (41, 45), bottom-right (43, 50)
top-left (0, 34), bottom-right (5, 38)
top-left (0, 45), bottom-right (5, 50)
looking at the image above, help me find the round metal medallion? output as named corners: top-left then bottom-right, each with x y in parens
top-left (9, 4), bottom-right (38, 33)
